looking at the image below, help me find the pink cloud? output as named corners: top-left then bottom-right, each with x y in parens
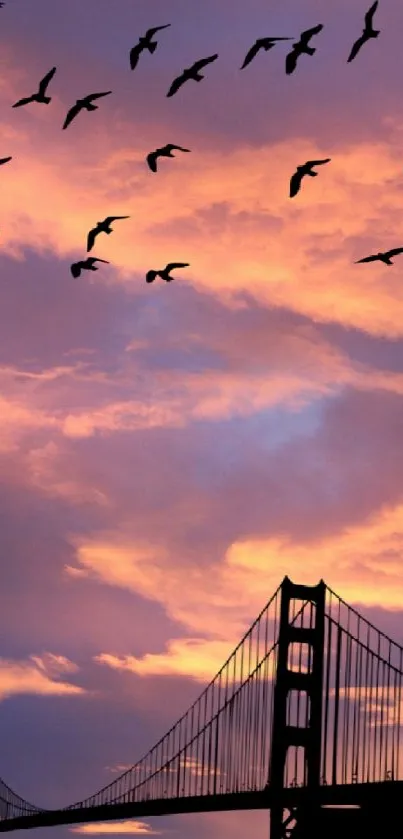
top-left (0, 653), bottom-right (86, 701)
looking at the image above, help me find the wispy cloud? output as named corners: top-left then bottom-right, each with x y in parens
top-left (0, 653), bottom-right (85, 700)
top-left (94, 639), bottom-right (245, 683)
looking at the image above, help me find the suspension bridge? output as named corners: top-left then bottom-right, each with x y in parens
top-left (1, 576), bottom-right (402, 837)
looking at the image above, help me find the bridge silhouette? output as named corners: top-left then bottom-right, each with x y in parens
top-left (1, 576), bottom-right (402, 838)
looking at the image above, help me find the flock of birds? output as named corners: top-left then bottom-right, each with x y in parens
top-left (1, 1), bottom-right (401, 276)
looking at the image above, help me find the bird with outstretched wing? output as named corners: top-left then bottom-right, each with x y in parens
top-left (86, 216), bottom-right (130, 252)
top-left (130, 24), bottom-right (171, 70)
top-left (12, 66), bottom-right (57, 107)
top-left (285, 25), bottom-right (323, 75)
top-left (70, 257), bottom-right (110, 278)
top-left (289, 158), bottom-right (331, 197)
top-left (167, 54), bottom-right (218, 97)
top-left (63, 91), bottom-right (111, 130)
top-left (146, 262), bottom-right (189, 283)
top-left (347, 1), bottom-right (379, 62)
top-left (355, 247), bottom-right (403, 264)
top-left (146, 144), bottom-right (190, 172)
top-left (240, 37), bottom-right (292, 70)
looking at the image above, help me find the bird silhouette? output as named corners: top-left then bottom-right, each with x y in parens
top-left (12, 67), bottom-right (57, 108)
top-left (146, 144), bottom-right (191, 172)
top-left (347, 1), bottom-right (380, 62)
top-left (285, 25), bottom-right (323, 75)
top-left (0, 156), bottom-right (12, 166)
top-left (130, 24), bottom-right (171, 70)
top-left (240, 37), bottom-right (293, 69)
top-left (86, 216), bottom-right (130, 252)
top-left (146, 262), bottom-right (189, 283)
top-left (355, 247), bottom-right (403, 266)
top-left (62, 91), bottom-right (112, 130)
top-left (289, 159), bottom-right (331, 197)
top-left (167, 55), bottom-right (218, 97)
top-left (70, 257), bottom-right (110, 278)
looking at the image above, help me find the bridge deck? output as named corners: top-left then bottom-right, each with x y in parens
top-left (0, 782), bottom-right (402, 832)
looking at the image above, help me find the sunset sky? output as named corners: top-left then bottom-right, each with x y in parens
top-left (1, 0), bottom-right (403, 836)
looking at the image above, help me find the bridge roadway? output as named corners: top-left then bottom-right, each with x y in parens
top-left (0, 781), bottom-right (401, 832)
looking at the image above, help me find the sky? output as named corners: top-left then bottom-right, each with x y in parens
top-left (1, 0), bottom-right (403, 835)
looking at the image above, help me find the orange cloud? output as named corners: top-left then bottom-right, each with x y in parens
top-left (94, 638), bottom-right (251, 683)
top-left (70, 821), bottom-right (161, 835)
top-left (1, 60), bottom-right (403, 340)
top-left (0, 653), bottom-right (86, 700)
top-left (225, 500), bottom-right (403, 610)
top-left (63, 498), bottom-right (403, 683)
top-left (68, 535), bottom-right (255, 643)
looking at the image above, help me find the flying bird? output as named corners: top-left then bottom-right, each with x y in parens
top-left (285, 25), bottom-right (323, 75)
top-left (355, 247), bottom-right (403, 266)
top-left (70, 257), bottom-right (110, 278)
top-left (167, 55), bottom-right (218, 97)
top-left (146, 144), bottom-right (191, 172)
top-left (289, 158), bottom-right (331, 197)
top-left (130, 24), bottom-right (171, 70)
top-left (146, 262), bottom-right (189, 283)
top-left (12, 67), bottom-right (57, 108)
top-left (240, 37), bottom-right (293, 70)
top-left (347, 1), bottom-right (380, 63)
top-left (0, 156), bottom-right (12, 166)
top-left (62, 91), bottom-right (112, 130)
top-left (86, 216), bottom-right (130, 252)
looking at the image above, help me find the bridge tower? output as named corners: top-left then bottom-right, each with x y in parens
top-left (269, 576), bottom-right (326, 839)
